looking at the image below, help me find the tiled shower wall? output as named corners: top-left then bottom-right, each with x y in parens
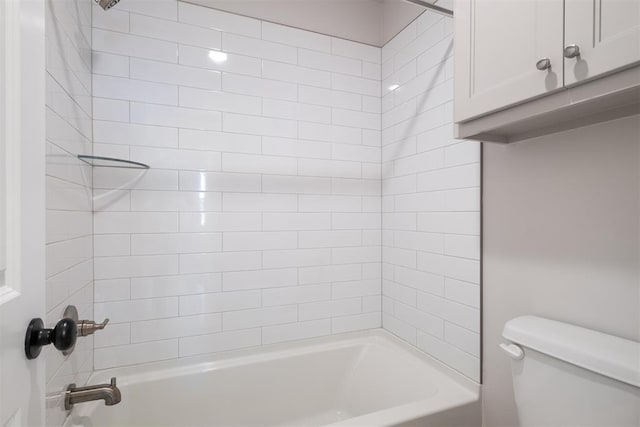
top-left (89, 1), bottom-right (480, 381)
top-left (380, 13), bottom-right (481, 381)
top-left (45, 0), bottom-right (94, 425)
top-left (91, 0), bottom-right (383, 369)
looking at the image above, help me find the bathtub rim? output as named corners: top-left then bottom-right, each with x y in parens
top-left (90, 328), bottom-right (479, 391)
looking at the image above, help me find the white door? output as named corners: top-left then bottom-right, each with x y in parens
top-left (454, 0), bottom-right (565, 122)
top-left (0, 0), bottom-right (47, 426)
top-left (564, 0), bottom-right (640, 86)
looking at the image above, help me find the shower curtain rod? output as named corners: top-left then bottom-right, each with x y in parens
top-left (403, 0), bottom-right (453, 17)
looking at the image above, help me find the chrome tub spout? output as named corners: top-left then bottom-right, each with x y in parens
top-left (65, 377), bottom-right (122, 410)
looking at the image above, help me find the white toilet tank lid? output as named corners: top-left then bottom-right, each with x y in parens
top-left (503, 316), bottom-right (640, 388)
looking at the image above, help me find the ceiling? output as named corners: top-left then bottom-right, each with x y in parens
top-left (181, 0), bottom-right (430, 47)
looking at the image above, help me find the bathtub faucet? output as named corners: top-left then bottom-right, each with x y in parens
top-left (64, 377), bottom-right (122, 410)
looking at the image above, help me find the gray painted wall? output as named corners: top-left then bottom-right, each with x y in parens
top-left (482, 115), bottom-right (640, 426)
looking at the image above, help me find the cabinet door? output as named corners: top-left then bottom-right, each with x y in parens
top-left (454, 0), bottom-right (564, 122)
top-left (565, 0), bottom-right (640, 86)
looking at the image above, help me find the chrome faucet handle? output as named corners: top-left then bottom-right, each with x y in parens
top-left (77, 318), bottom-right (110, 337)
top-left (97, 318), bottom-right (110, 330)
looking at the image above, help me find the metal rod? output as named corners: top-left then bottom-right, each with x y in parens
top-left (78, 155), bottom-right (150, 170)
top-left (403, 0), bottom-right (453, 16)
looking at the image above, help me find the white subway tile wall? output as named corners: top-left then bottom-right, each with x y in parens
top-left (381, 13), bottom-right (481, 381)
top-left (87, 1), bottom-right (480, 384)
top-left (45, 0), bottom-right (94, 425)
top-left (91, 0), bottom-right (382, 370)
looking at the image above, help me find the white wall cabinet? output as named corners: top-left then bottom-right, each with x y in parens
top-left (564, 0), bottom-right (640, 86)
top-left (454, 0), bottom-right (564, 122)
top-left (455, 0), bottom-right (640, 142)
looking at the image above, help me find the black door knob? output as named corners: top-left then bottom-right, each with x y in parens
top-left (25, 317), bottom-right (78, 360)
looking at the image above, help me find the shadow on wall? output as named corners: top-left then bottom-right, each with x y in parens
top-left (92, 168), bottom-right (150, 211)
top-left (382, 39), bottom-right (453, 179)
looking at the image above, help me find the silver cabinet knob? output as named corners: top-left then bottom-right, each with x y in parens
top-left (536, 58), bottom-right (551, 70)
top-left (564, 44), bottom-right (580, 59)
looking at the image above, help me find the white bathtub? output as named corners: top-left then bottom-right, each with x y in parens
top-left (64, 330), bottom-right (480, 427)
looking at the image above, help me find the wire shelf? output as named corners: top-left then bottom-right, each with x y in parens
top-left (78, 155), bottom-right (150, 170)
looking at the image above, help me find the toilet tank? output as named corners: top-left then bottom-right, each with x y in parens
top-left (501, 316), bottom-right (640, 427)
